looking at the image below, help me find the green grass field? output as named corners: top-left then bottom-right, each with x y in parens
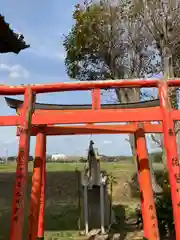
top-left (0, 161), bottom-right (162, 240)
top-left (0, 161), bottom-right (135, 172)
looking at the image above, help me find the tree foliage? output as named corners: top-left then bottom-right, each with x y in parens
top-left (64, 2), bottom-right (123, 81)
top-left (63, 1), bottom-right (160, 84)
top-left (64, 0), bottom-right (180, 95)
top-left (63, 0), bottom-right (163, 193)
top-left (131, 0), bottom-right (180, 155)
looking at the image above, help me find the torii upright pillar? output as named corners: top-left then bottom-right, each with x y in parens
top-left (37, 133), bottom-right (46, 239)
top-left (27, 132), bottom-right (46, 240)
top-left (159, 82), bottom-right (180, 239)
top-left (135, 126), bottom-right (159, 240)
top-left (10, 87), bottom-right (35, 240)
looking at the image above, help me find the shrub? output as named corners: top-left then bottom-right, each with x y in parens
top-left (129, 171), bottom-right (174, 237)
top-left (155, 178), bottom-right (174, 237)
top-left (46, 156), bottom-right (52, 162)
top-left (153, 152), bottom-right (163, 163)
top-left (79, 157), bottom-right (86, 163)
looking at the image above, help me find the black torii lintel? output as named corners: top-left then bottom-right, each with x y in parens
top-left (5, 97), bottom-right (160, 111)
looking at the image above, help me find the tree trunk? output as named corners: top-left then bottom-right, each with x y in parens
top-left (115, 88), bottom-right (163, 194)
top-left (164, 47), bottom-right (180, 157)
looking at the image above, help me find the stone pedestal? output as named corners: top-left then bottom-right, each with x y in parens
top-left (81, 185), bottom-right (113, 231)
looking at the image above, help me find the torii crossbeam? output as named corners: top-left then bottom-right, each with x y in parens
top-left (1, 78), bottom-right (180, 240)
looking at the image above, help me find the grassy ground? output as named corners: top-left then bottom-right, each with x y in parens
top-left (0, 161), bottom-right (162, 239)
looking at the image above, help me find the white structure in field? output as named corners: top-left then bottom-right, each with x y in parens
top-left (51, 154), bottom-right (66, 161)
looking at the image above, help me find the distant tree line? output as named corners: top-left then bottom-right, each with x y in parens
top-left (0, 152), bottom-right (163, 164)
top-left (0, 156), bottom-right (34, 163)
top-left (46, 152), bottom-right (163, 163)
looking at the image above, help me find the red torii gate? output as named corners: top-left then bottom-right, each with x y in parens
top-left (1, 79), bottom-right (180, 240)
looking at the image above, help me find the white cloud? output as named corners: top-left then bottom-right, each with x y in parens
top-left (0, 63), bottom-right (30, 79)
top-left (26, 43), bottom-right (66, 62)
top-left (103, 140), bottom-right (113, 144)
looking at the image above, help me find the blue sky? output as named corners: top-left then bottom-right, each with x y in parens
top-left (0, 0), bottom-right (160, 157)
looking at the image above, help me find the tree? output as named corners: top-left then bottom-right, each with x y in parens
top-left (132, 0), bottom-right (180, 155)
top-left (63, 0), bottom-right (162, 192)
top-left (64, 0), bottom-right (157, 140)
